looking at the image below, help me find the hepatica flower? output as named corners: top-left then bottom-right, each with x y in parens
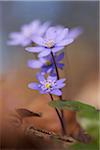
top-left (7, 20), bottom-right (50, 46)
top-left (27, 52), bottom-right (64, 75)
top-left (25, 26), bottom-right (82, 57)
top-left (28, 73), bottom-right (66, 96)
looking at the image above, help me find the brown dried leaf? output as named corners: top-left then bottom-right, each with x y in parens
top-left (16, 108), bottom-right (42, 118)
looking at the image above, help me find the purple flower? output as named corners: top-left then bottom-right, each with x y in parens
top-left (27, 52), bottom-right (64, 75)
top-left (67, 27), bottom-right (83, 39)
top-left (28, 73), bottom-right (66, 96)
top-left (7, 20), bottom-right (50, 46)
top-left (25, 26), bottom-right (82, 57)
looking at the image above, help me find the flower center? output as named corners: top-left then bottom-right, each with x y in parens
top-left (45, 40), bottom-right (54, 48)
top-left (45, 82), bottom-right (51, 89)
top-left (45, 61), bottom-right (51, 66)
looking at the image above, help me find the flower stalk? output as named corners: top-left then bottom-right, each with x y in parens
top-left (49, 94), bottom-right (66, 135)
top-left (51, 51), bottom-right (66, 135)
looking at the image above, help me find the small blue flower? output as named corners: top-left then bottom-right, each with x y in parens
top-left (25, 26), bottom-right (82, 57)
top-left (27, 52), bottom-right (64, 75)
top-left (28, 73), bottom-right (66, 96)
top-left (7, 20), bottom-right (50, 46)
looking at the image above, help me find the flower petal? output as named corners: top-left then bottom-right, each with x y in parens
top-left (7, 32), bottom-right (24, 45)
top-left (39, 57), bottom-right (47, 63)
top-left (52, 47), bottom-right (64, 53)
top-left (68, 27), bottom-right (83, 39)
top-left (55, 83), bottom-right (66, 89)
top-left (38, 21), bottom-right (50, 36)
top-left (30, 20), bottom-right (41, 32)
top-left (56, 78), bottom-right (66, 84)
top-left (7, 40), bottom-right (21, 45)
top-left (55, 78), bottom-right (66, 89)
top-left (56, 52), bottom-right (64, 61)
top-left (56, 28), bottom-right (69, 42)
top-left (39, 89), bottom-right (46, 94)
top-left (21, 38), bottom-right (31, 46)
top-left (9, 32), bottom-right (21, 38)
top-left (28, 82), bottom-right (39, 90)
top-left (50, 70), bottom-right (56, 77)
top-left (38, 49), bottom-right (51, 57)
top-left (41, 65), bottom-right (51, 73)
top-left (47, 75), bottom-right (57, 81)
top-left (32, 36), bottom-right (45, 46)
top-left (25, 47), bottom-right (44, 53)
top-left (27, 60), bottom-right (43, 68)
top-left (45, 27), bottom-right (57, 40)
top-left (50, 89), bottom-right (62, 96)
top-left (57, 63), bottom-right (64, 69)
top-left (47, 68), bottom-right (53, 73)
top-left (55, 26), bottom-right (64, 35)
top-left (36, 72), bottom-right (45, 83)
top-left (56, 38), bottom-right (74, 47)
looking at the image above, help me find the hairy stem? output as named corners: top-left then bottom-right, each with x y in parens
top-left (51, 52), bottom-right (66, 134)
top-left (49, 94), bottom-right (66, 135)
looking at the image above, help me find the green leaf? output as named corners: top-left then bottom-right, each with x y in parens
top-left (48, 100), bottom-right (97, 112)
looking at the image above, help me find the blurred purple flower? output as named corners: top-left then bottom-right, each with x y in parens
top-left (67, 27), bottom-right (83, 39)
top-left (28, 73), bottom-right (66, 96)
top-left (7, 20), bottom-right (50, 46)
top-left (27, 52), bottom-right (64, 75)
top-left (26, 26), bottom-right (82, 57)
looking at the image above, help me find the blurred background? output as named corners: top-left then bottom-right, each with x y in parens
top-left (0, 1), bottom-right (99, 150)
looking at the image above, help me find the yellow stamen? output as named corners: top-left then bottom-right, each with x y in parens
top-left (46, 61), bottom-right (51, 66)
top-left (45, 83), bottom-right (51, 89)
top-left (45, 40), bottom-right (54, 48)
